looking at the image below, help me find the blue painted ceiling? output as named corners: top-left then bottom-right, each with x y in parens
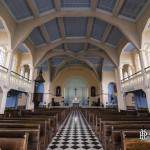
top-left (29, 27), bottom-right (45, 45)
top-left (45, 18), bottom-right (60, 41)
top-left (50, 57), bottom-right (64, 66)
top-left (4, 0), bottom-right (32, 20)
top-left (28, 16), bottom-right (124, 48)
top-left (87, 57), bottom-right (102, 64)
top-left (123, 43), bottom-right (136, 52)
top-left (64, 17), bottom-right (87, 37)
top-left (97, 0), bottom-right (117, 12)
top-left (106, 27), bottom-right (123, 47)
top-left (17, 43), bottom-right (29, 53)
top-left (119, 0), bottom-right (148, 19)
top-left (61, 0), bottom-right (90, 8)
top-left (92, 18), bottom-right (108, 40)
top-left (67, 43), bottom-right (84, 53)
top-left (4, 0), bottom-right (148, 21)
top-left (34, 0), bottom-right (54, 13)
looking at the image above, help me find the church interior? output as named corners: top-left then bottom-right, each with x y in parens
top-left (0, 0), bottom-right (150, 149)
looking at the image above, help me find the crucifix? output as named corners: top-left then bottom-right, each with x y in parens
top-left (74, 88), bottom-right (77, 96)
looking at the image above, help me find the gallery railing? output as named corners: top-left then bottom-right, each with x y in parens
top-left (0, 65), bottom-right (32, 92)
top-left (121, 66), bottom-right (150, 92)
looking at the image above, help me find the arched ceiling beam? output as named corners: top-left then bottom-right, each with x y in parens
top-left (0, 1), bottom-right (16, 49)
top-left (12, 9), bottom-right (140, 50)
top-left (54, 58), bottom-right (98, 80)
top-left (34, 37), bottom-right (119, 67)
top-left (136, 3), bottom-right (150, 48)
top-left (37, 50), bottom-right (99, 79)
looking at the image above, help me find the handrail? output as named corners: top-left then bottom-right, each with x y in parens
top-left (0, 65), bottom-right (32, 82)
top-left (11, 71), bottom-right (32, 82)
top-left (0, 65), bottom-right (8, 72)
top-left (121, 70), bottom-right (142, 82)
top-left (121, 65), bottom-right (150, 82)
top-left (145, 66), bottom-right (150, 71)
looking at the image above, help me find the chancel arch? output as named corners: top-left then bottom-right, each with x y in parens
top-left (51, 66), bottom-right (99, 106)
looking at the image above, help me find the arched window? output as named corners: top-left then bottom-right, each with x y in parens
top-left (24, 65), bottom-right (30, 79)
top-left (91, 86), bottom-right (96, 97)
top-left (122, 64), bottom-right (134, 80)
top-left (20, 64), bottom-right (30, 80)
top-left (56, 86), bottom-right (61, 97)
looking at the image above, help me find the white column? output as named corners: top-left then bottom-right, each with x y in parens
top-left (99, 81), bottom-right (103, 106)
top-left (115, 68), bottom-right (126, 111)
top-left (138, 50), bottom-right (147, 86)
top-left (20, 66), bottom-right (24, 77)
top-left (29, 66), bottom-right (33, 80)
top-left (145, 89), bottom-right (150, 112)
top-left (6, 51), bottom-right (14, 84)
top-left (120, 66), bottom-right (123, 80)
top-left (0, 89), bottom-right (8, 114)
top-left (0, 51), bottom-right (14, 114)
top-left (26, 68), bottom-right (35, 110)
top-left (26, 92), bottom-right (34, 110)
top-left (139, 50), bottom-right (150, 112)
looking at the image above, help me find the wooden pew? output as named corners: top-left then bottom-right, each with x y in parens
top-left (0, 132), bottom-right (28, 150)
top-left (0, 128), bottom-right (40, 150)
top-left (107, 124), bottom-right (150, 150)
top-left (122, 130), bottom-right (150, 150)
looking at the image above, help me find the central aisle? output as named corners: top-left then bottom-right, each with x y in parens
top-left (47, 110), bottom-right (103, 150)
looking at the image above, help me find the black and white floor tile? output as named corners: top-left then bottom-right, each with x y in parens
top-left (47, 110), bottom-right (103, 150)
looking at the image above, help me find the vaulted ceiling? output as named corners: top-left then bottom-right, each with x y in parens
top-left (1, 0), bottom-right (149, 79)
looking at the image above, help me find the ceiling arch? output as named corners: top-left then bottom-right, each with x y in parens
top-left (1, 0), bottom-right (149, 50)
top-left (0, 0), bottom-right (149, 75)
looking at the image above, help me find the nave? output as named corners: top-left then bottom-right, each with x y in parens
top-left (47, 110), bottom-right (103, 150)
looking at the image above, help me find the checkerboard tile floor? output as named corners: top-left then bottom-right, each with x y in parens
top-left (47, 110), bottom-right (103, 150)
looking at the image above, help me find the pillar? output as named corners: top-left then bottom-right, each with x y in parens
top-left (26, 68), bottom-right (35, 110)
top-left (0, 51), bottom-right (14, 114)
top-left (20, 66), bottom-right (25, 77)
top-left (26, 92), bottom-right (34, 110)
top-left (6, 51), bottom-right (14, 84)
top-left (138, 50), bottom-right (147, 86)
top-left (145, 88), bottom-right (150, 112)
top-left (115, 67), bottom-right (126, 111)
top-left (99, 81), bottom-right (103, 107)
top-left (0, 89), bottom-right (8, 114)
top-left (139, 50), bottom-right (150, 112)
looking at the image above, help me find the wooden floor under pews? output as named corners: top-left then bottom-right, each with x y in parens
top-left (0, 107), bottom-right (150, 150)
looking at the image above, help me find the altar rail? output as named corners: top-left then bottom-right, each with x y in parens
top-left (0, 65), bottom-right (32, 92)
top-left (121, 66), bottom-right (150, 92)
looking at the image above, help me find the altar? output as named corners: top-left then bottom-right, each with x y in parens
top-left (72, 97), bottom-right (80, 108)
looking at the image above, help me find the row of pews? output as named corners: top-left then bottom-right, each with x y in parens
top-left (0, 107), bottom-right (71, 150)
top-left (81, 108), bottom-right (150, 150)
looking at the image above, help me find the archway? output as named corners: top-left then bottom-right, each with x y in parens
top-left (108, 82), bottom-right (117, 106)
top-left (64, 76), bottom-right (88, 106)
top-left (125, 90), bottom-right (148, 110)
